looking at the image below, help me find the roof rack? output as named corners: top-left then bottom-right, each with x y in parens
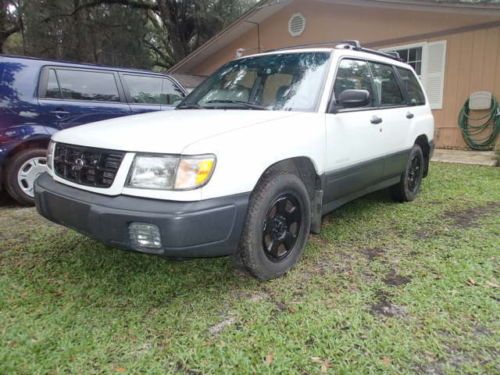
top-left (335, 40), bottom-right (402, 61)
top-left (266, 40), bottom-right (401, 61)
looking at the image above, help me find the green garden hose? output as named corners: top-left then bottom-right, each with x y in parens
top-left (458, 95), bottom-right (500, 151)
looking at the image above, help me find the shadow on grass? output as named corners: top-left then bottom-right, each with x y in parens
top-left (0, 193), bottom-right (17, 208)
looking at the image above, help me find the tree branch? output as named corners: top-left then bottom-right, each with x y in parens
top-left (71, 0), bottom-right (158, 16)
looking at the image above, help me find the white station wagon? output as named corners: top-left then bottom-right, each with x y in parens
top-left (35, 41), bottom-right (434, 280)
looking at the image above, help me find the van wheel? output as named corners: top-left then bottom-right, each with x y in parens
top-left (391, 144), bottom-right (424, 202)
top-left (236, 172), bottom-right (311, 281)
top-left (5, 148), bottom-right (48, 206)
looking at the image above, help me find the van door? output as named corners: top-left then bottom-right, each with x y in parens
top-left (37, 67), bottom-right (131, 130)
top-left (324, 58), bottom-right (386, 205)
top-left (368, 62), bottom-right (411, 179)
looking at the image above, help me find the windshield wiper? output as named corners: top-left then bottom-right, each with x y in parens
top-left (176, 103), bottom-right (203, 109)
top-left (205, 100), bottom-right (268, 110)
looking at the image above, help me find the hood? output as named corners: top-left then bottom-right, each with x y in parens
top-left (52, 110), bottom-right (297, 153)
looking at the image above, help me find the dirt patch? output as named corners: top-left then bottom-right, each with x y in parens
top-left (360, 247), bottom-right (385, 262)
top-left (208, 316), bottom-right (236, 336)
top-left (383, 269), bottom-right (411, 287)
top-left (370, 291), bottom-right (408, 318)
top-left (443, 202), bottom-right (500, 229)
top-left (0, 205), bottom-right (60, 252)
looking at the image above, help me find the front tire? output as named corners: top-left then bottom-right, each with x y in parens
top-left (391, 144), bottom-right (424, 202)
top-left (5, 148), bottom-right (48, 206)
top-left (237, 172), bottom-right (311, 280)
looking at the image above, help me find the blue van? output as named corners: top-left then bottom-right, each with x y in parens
top-left (0, 55), bottom-right (187, 205)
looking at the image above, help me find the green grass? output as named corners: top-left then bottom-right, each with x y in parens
top-left (1, 162), bottom-right (499, 374)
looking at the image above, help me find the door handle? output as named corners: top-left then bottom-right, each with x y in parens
top-left (370, 116), bottom-right (383, 125)
top-left (406, 112), bottom-right (414, 119)
top-left (50, 109), bottom-right (70, 119)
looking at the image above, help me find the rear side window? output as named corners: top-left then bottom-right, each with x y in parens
top-left (396, 67), bottom-right (426, 106)
top-left (123, 75), bottom-right (163, 104)
top-left (333, 59), bottom-right (375, 107)
top-left (369, 62), bottom-right (405, 107)
top-left (162, 79), bottom-right (185, 105)
top-left (56, 69), bottom-right (120, 102)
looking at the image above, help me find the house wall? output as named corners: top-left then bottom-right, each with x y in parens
top-left (187, 1), bottom-right (500, 149)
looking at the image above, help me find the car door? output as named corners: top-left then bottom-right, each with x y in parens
top-left (324, 58), bottom-right (386, 205)
top-left (368, 61), bottom-right (411, 179)
top-left (37, 67), bottom-right (131, 130)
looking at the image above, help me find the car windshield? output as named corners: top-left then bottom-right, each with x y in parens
top-left (178, 52), bottom-right (331, 112)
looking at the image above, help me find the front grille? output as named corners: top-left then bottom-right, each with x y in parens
top-left (54, 143), bottom-right (125, 188)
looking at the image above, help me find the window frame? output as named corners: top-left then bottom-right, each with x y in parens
top-left (328, 56), bottom-right (410, 114)
top-left (38, 66), bottom-right (127, 104)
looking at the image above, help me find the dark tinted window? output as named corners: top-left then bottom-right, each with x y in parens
top-left (333, 59), bottom-right (375, 107)
top-left (162, 79), bottom-right (184, 105)
top-left (369, 62), bottom-right (405, 106)
top-left (56, 69), bottom-right (120, 102)
top-left (396, 67), bottom-right (426, 106)
top-left (124, 75), bottom-right (163, 104)
top-left (46, 69), bottom-right (61, 98)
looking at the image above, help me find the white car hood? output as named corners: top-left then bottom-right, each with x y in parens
top-left (53, 110), bottom-right (297, 154)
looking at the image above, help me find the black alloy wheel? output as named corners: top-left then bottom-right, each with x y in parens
top-left (262, 193), bottom-right (302, 262)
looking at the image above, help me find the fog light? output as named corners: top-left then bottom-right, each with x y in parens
top-left (129, 223), bottom-right (162, 249)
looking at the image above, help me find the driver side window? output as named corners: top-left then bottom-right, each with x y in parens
top-left (333, 59), bottom-right (375, 108)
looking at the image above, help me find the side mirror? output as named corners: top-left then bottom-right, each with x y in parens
top-left (332, 89), bottom-right (370, 112)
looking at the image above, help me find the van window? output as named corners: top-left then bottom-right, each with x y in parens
top-left (56, 69), bottom-right (120, 102)
top-left (124, 75), bottom-right (163, 105)
top-left (46, 69), bottom-right (61, 98)
top-left (396, 67), bottom-right (426, 106)
top-left (333, 59), bottom-right (375, 107)
top-left (162, 79), bottom-right (185, 105)
top-left (368, 62), bottom-right (405, 107)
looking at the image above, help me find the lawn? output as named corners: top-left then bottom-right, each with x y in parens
top-left (0, 162), bottom-right (499, 374)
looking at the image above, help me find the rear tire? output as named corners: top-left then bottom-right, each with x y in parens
top-left (5, 148), bottom-right (48, 206)
top-left (391, 144), bottom-right (424, 202)
top-left (236, 172), bottom-right (311, 281)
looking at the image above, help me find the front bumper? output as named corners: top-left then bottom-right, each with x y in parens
top-left (34, 173), bottom-right (249, 257)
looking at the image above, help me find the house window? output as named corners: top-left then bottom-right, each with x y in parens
top-left (394, 46), bottom-right (423, 76)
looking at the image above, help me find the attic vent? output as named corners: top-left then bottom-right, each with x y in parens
top-left (288, 13), bottom-right (306, 37)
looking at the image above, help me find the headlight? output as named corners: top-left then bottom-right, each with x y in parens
top-left (127, 154), bottom-right (216, 190)
top-left (127, 155), bottom-right (179, 189)
top-left (47, 140), bottom-right (56, 171)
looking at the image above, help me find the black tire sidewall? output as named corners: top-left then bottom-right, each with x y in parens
top-left (240, 173), bottom-right (311, 280)
top-left (5, 148), bottom-right (47, 206)
top-left (402, 145), bottom-right (424, 201)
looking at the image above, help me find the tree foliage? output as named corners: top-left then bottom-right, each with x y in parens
top-left (1, 0), bottom-right (258, 69)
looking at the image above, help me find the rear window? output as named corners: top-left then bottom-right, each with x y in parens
top-left (50, 69), bottom-right (121, 102)
top-left (369, 62), bottom-right (405, 107)
top-left (396, 67), bottom-right (426, 106)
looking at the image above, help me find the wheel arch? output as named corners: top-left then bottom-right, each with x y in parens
top-left (256, 156), bottom-right (322, 199)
